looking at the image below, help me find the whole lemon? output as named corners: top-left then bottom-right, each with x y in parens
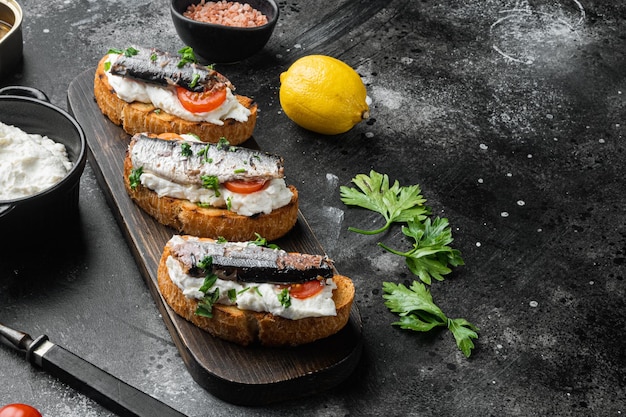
top-left (279, 55), bottom-right (370, 135)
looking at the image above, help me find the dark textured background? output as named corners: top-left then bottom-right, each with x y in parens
top-left (1, 0), bottom-right (625, 415)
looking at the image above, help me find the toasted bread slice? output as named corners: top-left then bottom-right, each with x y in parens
top-left (157, 237), bottom-right (355, 346)
top-left (94, 56), bottom-right (257, 145)
top-left (123, 153), bottom-right (299, 242)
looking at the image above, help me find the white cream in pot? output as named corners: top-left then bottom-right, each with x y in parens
top-left (0, 121), bottom-right (72, 200)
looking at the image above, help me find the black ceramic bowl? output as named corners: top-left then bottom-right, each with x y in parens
top-left (171, 0), bottom-right (279, 63)
top-left (0, 87), bottom-right (87, 237)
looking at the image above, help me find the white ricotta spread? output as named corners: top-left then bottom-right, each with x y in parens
top-left (140, 174), bottom-right (293, 216)
top-left (166, 254), bottom-right (337, 320)
top-left (104, 54), bottom-right (251, 125)
top-left (0, 122), bottom-right (72, 200)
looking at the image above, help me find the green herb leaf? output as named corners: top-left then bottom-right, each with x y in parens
top-left (227, 288), bottom-right (237, 303)
top-left (250, 233), bottom-right (280, 249)
top-left (195, 288), bottom-right (220, 318)
top-left (189, 73), bottom-right (201, 89)
top-left (177, 46), bottom-right (198, 67)
top-left (379, 217), bottom-right (464, 285)
top-left (196, 255), bottom-right (212, 271)
top-left (125, 47), bottom-right (139, 57)
top-left (278, 288), bottom-right (291, 308)
top-left (129, 166), bottom-right (143, 189)
top-left (216, 137), bottom-right (231, 151)
top-left (197, 144), bottom-right (213, 163)
top-left (201, 175), bottom-right (220, 197)
top-left (448, 318), bottom-right (479, 358)
top-left (199, 273), bottom-right (218, 293)
top-left (180, 142), bottom-right (193, 157)
top-left (383, 281), bottom-right (446, 322)
top-left (383, 281), bottom-right (478, 357)
top-left (340, 170), bottom-right (430, 235)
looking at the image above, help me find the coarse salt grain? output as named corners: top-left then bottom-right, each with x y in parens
top-left (184, 1), bottom-right (269, 27)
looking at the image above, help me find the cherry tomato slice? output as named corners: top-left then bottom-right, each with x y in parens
top-left (224, 179), bottom-right (267, 194)
top-left (282, 279), bottom-right (325, 299)
top-left (0, 404), bottom-right (43, 417)
top-left (176, 87), bottom-right (227, 113)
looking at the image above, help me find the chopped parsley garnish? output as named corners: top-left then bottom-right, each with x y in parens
top-left (197, 145), bottom-right (213, 163)
top-left (124, 47), bottom-right (139, 57)
top-left (278, 288), bottom-right (291, 308)
top-left (177, 46), bottom-right (198, 67)
top-left (189, 73), bottom-right (201, 89)
top-left (199, 273), bottom-right (218, 293)
top-left (150, 52), bottom-right (157, 62)
top-left (196, 255), bottom-right (212, 271)
top-left (216, 137), bottom-right (231, 151)
top-left (201, 175), bottom-right (220, 197)
top-left (106, 47), bottom-right (139, 57)
top-left (180, 142), bottom-right (193, 157)
top-left (196, 289), bottom-right (220, 318)
top-left (129, 167), bottom-right (143, 189)
top-left (194, 261), bottom-right (219, 318)
top-left (250, 233), bottom-right (280, 249)
top-left (233, 168), bottom-right (247, 174)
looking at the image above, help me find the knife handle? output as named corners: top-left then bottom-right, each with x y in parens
top-left (27, 336), bottom-right (186, 417)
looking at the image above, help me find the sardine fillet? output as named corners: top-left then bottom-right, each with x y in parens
top-left (129, 134), bottom-right (284, 185)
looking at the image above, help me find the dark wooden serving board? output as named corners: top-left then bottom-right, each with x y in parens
top-left (67, 69), bottom-right (363, 406)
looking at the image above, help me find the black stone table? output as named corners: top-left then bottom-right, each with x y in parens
top-left (1, 1), bottom-right (624, 416)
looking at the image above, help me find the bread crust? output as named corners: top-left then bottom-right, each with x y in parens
top-left (94, 55), bottom-right (257, 145)
top-left (123, 153), bottom-right (299, 241)
top-left (157, 237), bottom-right (355, 346)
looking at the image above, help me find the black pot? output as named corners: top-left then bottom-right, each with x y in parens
top-left (0, 86), bottom-right (87, 239)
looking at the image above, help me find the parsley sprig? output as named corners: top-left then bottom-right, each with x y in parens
top-left (339, 170), bottom-right (429, 234)
top-left (379, 217), bottom-right (465, 285)
top-left (383, 281), bottom-right (478, 358)
top-left (340, 170), bottom-right (478, 357)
